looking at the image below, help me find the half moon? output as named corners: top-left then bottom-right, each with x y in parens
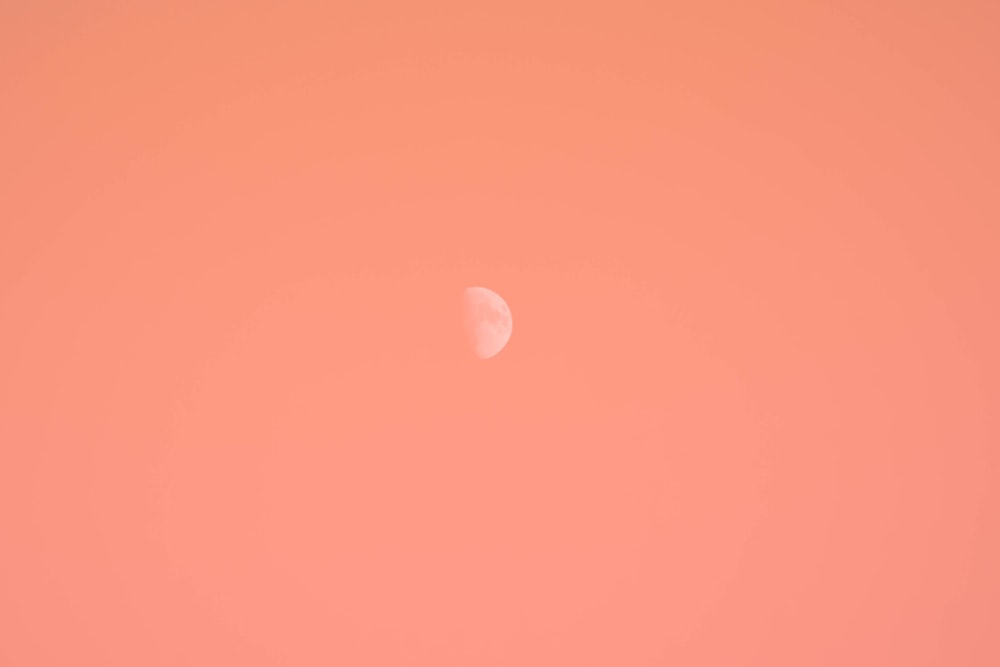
top-left (462, 286), bottom-right (513, 360)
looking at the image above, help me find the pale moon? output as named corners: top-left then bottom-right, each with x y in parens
top-left (462, 286), bottom-right (512, 360)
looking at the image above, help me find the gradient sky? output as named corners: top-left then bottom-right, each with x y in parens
top-left (1, 2), bottom-right (998, 665)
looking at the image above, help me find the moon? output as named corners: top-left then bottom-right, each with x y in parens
top-left (462, 286), bottom-right (512, 360)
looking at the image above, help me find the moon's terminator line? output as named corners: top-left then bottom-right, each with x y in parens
top-left (462, 286), bottom-right (512, 360)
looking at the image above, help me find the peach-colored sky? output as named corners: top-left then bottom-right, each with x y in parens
top-left (1, 2), bottom-right (998, 665)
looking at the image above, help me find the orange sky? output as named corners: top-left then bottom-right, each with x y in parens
top-left (1, 2), bottom-right (998, 665)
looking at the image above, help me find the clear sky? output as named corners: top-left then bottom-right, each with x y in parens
top-left (1, 2), bottom-right (998, 665)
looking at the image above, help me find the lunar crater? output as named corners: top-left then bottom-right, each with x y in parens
top-left (462, 286), bottom-right (512, 360)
